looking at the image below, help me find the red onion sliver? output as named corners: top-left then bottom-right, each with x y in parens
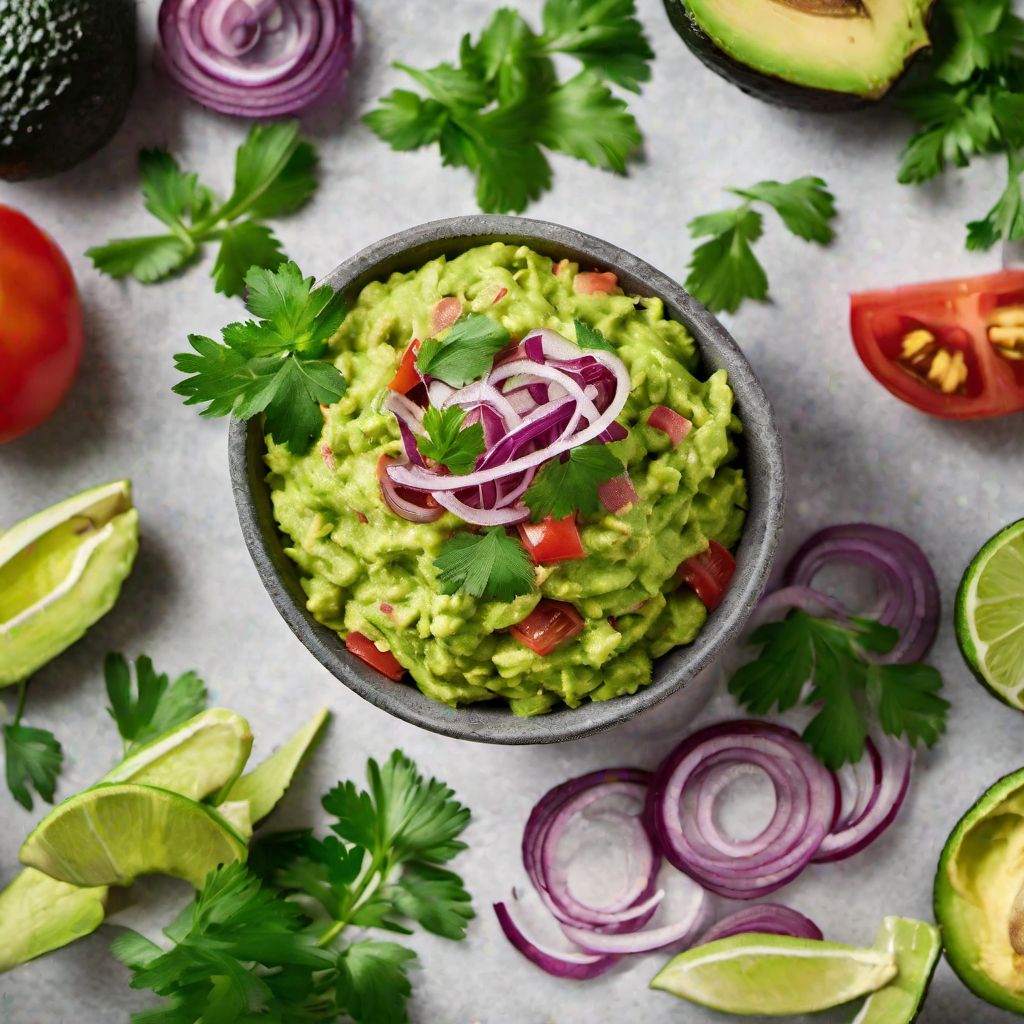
top-left (697, 904), bottom-right (823, 945)
top-left (376, 456), bottom-right (443, 524)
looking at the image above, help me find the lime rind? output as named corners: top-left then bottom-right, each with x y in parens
top-left (851, 917), bottom-right (942, 1023)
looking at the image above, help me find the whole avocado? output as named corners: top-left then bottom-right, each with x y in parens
top-left (0, 0), bottom-right (137, 181)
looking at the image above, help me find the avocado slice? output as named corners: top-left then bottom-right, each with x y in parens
top-left (935, 766), bottom-right (1024, 1014)
top-left (664, 0), bottom-right (934, 111)
top-left (0, 0), bottom-right (137, 181)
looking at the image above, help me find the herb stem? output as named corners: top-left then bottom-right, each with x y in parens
top-left (12, 679), bottom-right (28, 726)
top-left (315, 850), bottom-right (391, 949)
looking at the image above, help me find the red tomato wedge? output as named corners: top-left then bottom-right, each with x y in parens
top-left (574, 271), bottom-right (619, 295)
top-left (850, 270), bottom-right (1024, 420)
top-left (0, 205), bottom-right (84, 444)
top-left (345, 631), bottom-right (405, 681)
top-left (510, 600), bottom-right (585, 656)
top-left (389, 338), bottom-right (421, 394)
top-left (678, 541), bottom-right (736, 611)
top-left (518, 517), bottom-right (585, 564)
top-left (432, 296), bottom-right (462, 334)
top-left (647, 405), bottom-right (692, 447)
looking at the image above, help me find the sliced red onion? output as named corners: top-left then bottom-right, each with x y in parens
top-left (158, 0), bottom-right (354, 118)
top-left (376, 456), bottom-right (442, 524)
top-left (598, 474), bottom-right (639, 514)
top-left (697, 904), bottom-right (823, 945)
top-left (784, 524), bottom-right (940, 664)
top-left (646, 721), bottom-right (837, 900)
top-left (432, 489), bottom-right (529, 527)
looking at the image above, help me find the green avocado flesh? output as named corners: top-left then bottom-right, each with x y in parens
top-left (681, 0), bottom-right (933, 99)
top-left (935, 767), bottom-right (1024, 1013)
top-left (267, 244), bottom-right (747, 715)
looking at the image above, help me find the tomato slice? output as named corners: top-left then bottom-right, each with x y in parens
top-left (389, 338), bottom-right (421, 394)
top-left (518, 517), bottom-right (585, 564)
top-left (510, 600), bottom-right (585, 656)
top-left (345, 631), bottom-right (405, 681)
top-left (850, 270), bottom-right (1024, 420)
top-left (647, 405), bottom-right (692, 447)
top-left (678, 541), bottom-right (736, 611)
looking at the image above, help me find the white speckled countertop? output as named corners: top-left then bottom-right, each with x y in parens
top-left (1, 1), bottom-right (1022, 1021)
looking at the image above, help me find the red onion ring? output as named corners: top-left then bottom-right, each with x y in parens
top-left (376, 455), bottom-right (442, 524)
top-left (697, 904), bottom-right (823, 945)
top-left (784, 524), bottom-right (940, 664)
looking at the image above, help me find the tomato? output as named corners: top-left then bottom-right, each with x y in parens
top-left (678, 540), bottom-right (736, 611)
top-left (345, 631), bottom-right (405, 681)
top-left (574, 271), bottom-right (619, 295)
top-left (518, 516), bottom-right (585, 564)
top-left (510, 600), bottom-right (585, 656)
top-left (850, 270), bottom-right (1024, 420)
top-left (0, 206), bottom-right (84, 444)
top-left (432, 296), bottom-right (462, 334)
top-left (647, 405), bottom-right (692, 447)
top-left (389, 338), bottom-right (421, 394)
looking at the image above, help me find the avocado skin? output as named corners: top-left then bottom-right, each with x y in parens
top-left (663, 0), bottom-right (924, 113)
top-left (0, 0), bottom-right (137, 181)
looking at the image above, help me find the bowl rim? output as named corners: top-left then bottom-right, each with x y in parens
top-left (229, 214), bottom-right (785, 745)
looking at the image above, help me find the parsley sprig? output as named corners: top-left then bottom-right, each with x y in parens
top-left (435, 528), bottom-right (536, 602)
top-left (524, 443), bottom-right (624, 520)
top-left (87, 122), bottom-right (318, 296)
top-left (3, 680), bottom-right (62, 811)
top-left (417, 406), bottom-right (485, 474)
top-left (416, 314), bottom-right (510, 386)
top-left (172, 261), bottom-right (348, 453)
top-left (728, 611), bottom-right (949, 768)
top-left (364, 0), bottom-right (652, 213)
top-left (685, 177), bottom-right (838, 314)
top-left (114, 751), bottom-right (473, 1024)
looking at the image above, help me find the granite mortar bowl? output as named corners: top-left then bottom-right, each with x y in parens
top-left (229, 215), bottom-right (785, 745)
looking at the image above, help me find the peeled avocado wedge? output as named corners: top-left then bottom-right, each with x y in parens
top-left (663, 0), bottom-right (934, 111)
top-left (0, 481), bottom-right (139, 687)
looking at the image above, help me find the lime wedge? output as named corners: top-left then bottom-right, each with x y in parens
top-left (650, 933), bottom-right (897, 1015)
top-left (0, 481), bottom-right (138, 686)
top-left (222, 708), bottom-right (329, 824)
top-left (851, 917), bottom-right (941, 1024)
top-left (20, 783), bottom-right (247, 888)
top-left (216, 799), bottom-right (253, 840)
top-left (103, 708), bottom-right (253, 802)
top-left (957, 520), bottom-right (1024, 709)
top-left (0, 868), bottom-right (107, 973)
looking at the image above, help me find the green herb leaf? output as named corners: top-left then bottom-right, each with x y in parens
top-left (416, 314), bottom-right (510, 386)
top-left (966, 152), bottom-right (1024, 249)
top-left (138, 149), bottom-right (203, 229)
top-left (524, 443), bottom-right (624, 520)
top-left (416, 406), bottom-right (485, 474)
top-left (435, 528), bottom-right (536, 602)
top-left (574, 318), bottom-right (616, 352)
top-left (685, 206), bottom-right (767, 315)
top-left (336, 941), bottom-right (417, 1024)
top-left (387, 863), bottom-right (474, 940)
top-left (211, 222), bottom-right (286, 298)
top-left (3, 722), bottom-right (62, 811)
top-left (866, 663), bottom-right (950, 748)
top-left (731, 177), bottom-right (837, 243)
top-left (363, 90), bottom-right (450, 150)
top-left (85, 235), bottom-right (195, 284)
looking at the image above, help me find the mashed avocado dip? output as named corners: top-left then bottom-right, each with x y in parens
top-left (266, 243), bottom-right (747, 715)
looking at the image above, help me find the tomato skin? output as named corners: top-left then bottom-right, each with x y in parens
top-left (345, 631), bottom-right (405, 681)
top-left (850, 270), bottom-right (1024, 421)
top-left (647, 405), bottom-right (692, 447)
top-left (0, 206), bottom-right (84, 444)
top-left (574, 271), bottom-right (619, 295)
top-left (518, 517), bottom-right (585, 564)
top-left (510, 600), bottom-right (585, 656)
top-left (678, 540), bottom-right (736, 611)
top-left (389, 338), bottom-right (421, 394)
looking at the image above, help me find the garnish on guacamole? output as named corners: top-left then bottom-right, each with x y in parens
top-left (264, 244), bottom-right (747, 715)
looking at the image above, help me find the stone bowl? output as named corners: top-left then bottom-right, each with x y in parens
top-left (229, 215), bottom-right (785, 744)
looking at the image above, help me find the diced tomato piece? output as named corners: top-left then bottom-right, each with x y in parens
top-left (389, 338), bottom-right (421, 394)
top-left (575, 271), bottom-right (619, 295)
top-left (432, 296), bottom-right (463, 334)
top-left (647, 406), bottom-right (692, 447)
top-left (598, 474), bottom-right (639, 513)
top-left (493, 287), bottom-right (508, 304)
top-left (510, 600), bottom-right (585, 656)
top-left (677, 541), bottom-right (736, 611)
top-left (518, 517), bottom-right (585, 564)
top-left (345, 631), bottom-right (405, 681)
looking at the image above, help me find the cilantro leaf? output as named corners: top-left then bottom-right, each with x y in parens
top-left (966, 152), bottom-right (1024, 249)
top-left (387, 863), bottom-right (474, 940)
top-left (867, 663), bottom-right (950, 748)
top-left (222, 122), bottom-right (318, 221)
top-left (138, 149), bottom-right (203, 228)
top-left (685, 206), bottom-right (767, 315)
top-left (104, 652), bottom-right (208, 755)
top-left (363, 90), bottom-right (450, 150)
top-left (524, 443), bottom-right (624, 520)
top-left (172, 261), bottom-right (348, 454)
top-left (416, 406), bottom-right (485, 474)
top-left (574, 318), bottom-right (616, 352)
top-left (336, 941), bottom-right (416, 1024)
top-left (434, 528), bottom-right (536, 602)
top-left (731, 177), bottom-right (836, 243)
top-left (85, 234), bottom-right (195, 284)
top-left (415, 314), bottom-right (510, 386)
top-left (935, 0), bottom-right (1024, 84)
top-left (211, 221), bottom-right (286, 298)
top-left (4, 722), bottom-right (62, 811)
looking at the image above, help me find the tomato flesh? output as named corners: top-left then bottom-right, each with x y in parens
top-left (678, 541), bottom-right (736, 611)
top-left (0, 205), bottom-right (84, 444)
top-left (510, 600), bottom-right (585, 656)
top-left (345, 631), bottom-right (405, 681)
top-left (389, 338), bottom-right (421, 394)
top-left (850, 270), bottom-right (1024, 420)
top-left (647, 405), bottom-right (692, 447)
top-left (518, 517), bottom-right (585, 564)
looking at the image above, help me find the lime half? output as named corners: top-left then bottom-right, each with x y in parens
top-left (650, 933), bottom-right (897, 1016)
top-left (957, 520), bottom-right (1024, 708)
top-left (851, 917), bottom-right (942, 1023)
top-left (20, 783), bottom-right (247, 888)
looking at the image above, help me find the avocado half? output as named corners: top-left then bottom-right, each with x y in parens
top-left (935, 766), bottom-right (1024, 1015)
top-left (0, 0), bottom-right (138, 181)
top-left (663, 0), bottom-right (935, 112)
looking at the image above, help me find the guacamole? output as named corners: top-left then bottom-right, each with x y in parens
top-left (266, 243), bottom-right (747, 715)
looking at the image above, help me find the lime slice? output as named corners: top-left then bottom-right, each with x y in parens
top-left (216, 799), bottom-right (254, 840)
top-left (103, 708), bottom-right (253, 802)
top-left (650, 933), bottom-right (897, 1015)
top-left (0, 868), bottom-right (107, 973)
top-left (222, 708), bottom-right (329, 824)
top-left (957, 520), bottom-right (1024, 708)
top-left (851, 917), bottom-right (941, 1023)
top-left (0, 481), bottom-right (138, 686)
top-left (20, 783), bottom-right (247, 888)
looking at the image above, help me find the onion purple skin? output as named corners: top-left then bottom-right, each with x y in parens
top-left (696, 903), bottom-right (823, 945)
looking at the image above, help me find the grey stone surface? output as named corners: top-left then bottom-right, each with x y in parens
top-left (0, 0), bottom-right (1022, 1021)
